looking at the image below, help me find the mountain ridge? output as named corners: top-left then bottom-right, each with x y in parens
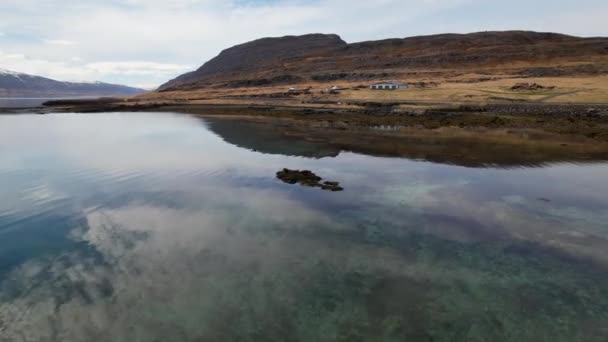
top-left (158, 30), bottom-right (608, 92)
top-left (0, 69), bottom-right (146, 97)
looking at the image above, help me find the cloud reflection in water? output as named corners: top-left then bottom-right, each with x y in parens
top-left (1, 113), bottom-right (608, 341)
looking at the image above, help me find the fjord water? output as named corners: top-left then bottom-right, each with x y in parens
top-left (0, 98), bottom-right (58, 108)
top-left (0, 97), bottom-right (97, 109)
top-left (1, 113), bottom-right (608, 341)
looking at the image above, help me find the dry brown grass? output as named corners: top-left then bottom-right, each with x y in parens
top-left (337, 76), bottom-right (608, 104)
top-left (135, 74), bottom-right (608, 107)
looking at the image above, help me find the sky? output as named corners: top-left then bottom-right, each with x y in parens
top-left (0, 0), bottom-right (606, 89)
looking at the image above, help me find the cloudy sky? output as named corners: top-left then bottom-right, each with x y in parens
top-left (0, 0), bottom-right (606, 89)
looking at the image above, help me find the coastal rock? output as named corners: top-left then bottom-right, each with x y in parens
top-left (276, 169), bottom-right (343, 191)
top-left (511, 82), bottom-right (555, 91)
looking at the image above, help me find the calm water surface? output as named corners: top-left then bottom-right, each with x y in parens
top-left (0, 98), bottom-right (54, 108)
top-left (1, 112), bottom-right (608, 341)
top-left (0, 98), bottom-right (96, 108)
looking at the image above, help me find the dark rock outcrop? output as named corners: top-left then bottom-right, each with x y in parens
top-left (511, 83), bottom-right (555, 91)
top-left (276, 169), bottom-right (344, 191)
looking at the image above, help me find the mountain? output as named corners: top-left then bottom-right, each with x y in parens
top-left (0, 69), bottom-right (146, 97)
top-left (159, 31), bottom-right (608, 92)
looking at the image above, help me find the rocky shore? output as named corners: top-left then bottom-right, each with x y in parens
top-left (13, 98), bottom-right (604, 132)
top-left (1, 97), bottom-right (605, 167)
top-left (36, 98), bottom-right (608, 143)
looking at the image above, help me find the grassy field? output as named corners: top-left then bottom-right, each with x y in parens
top-left (337, 76), bottom-right (608, 104)
top-left (135, 75), bottom-right (608, 107)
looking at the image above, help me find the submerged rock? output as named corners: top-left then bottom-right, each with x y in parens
top-left (276, 169), bottom-right (343, 191)
top-left (511, 82), bottom-right (555, 91)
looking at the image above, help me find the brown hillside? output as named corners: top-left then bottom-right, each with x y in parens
top-left (158, 31), bottom-right (608, 91)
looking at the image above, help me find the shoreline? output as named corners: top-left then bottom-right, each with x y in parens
top-left (4, 100), bottom-right (608, 167)
top-left (5, 98), bottom-right (600, 167)
top-left (4, 98), bottom-right (608, 162)
top-left (36, 98), bottom-right (608, 141)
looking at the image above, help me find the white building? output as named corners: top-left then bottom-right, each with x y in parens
top-left (370, 81), bottom-right (408, 90)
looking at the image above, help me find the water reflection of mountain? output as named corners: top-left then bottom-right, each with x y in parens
top-left (204, 119), bottom-right (341, 158)
top-left (203, 118), bottom-right (608, 168)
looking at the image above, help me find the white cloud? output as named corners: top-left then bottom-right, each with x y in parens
top-left (132, 83), bottom-right (162, 90)
top-left (44, 39), bottom-right (77, 46)
top-left (0, 0), bottom-right (605, 87)
top-left (84, 61), bottom-right (193, 76)
top-left (0, 50), bottom-right (191, 85)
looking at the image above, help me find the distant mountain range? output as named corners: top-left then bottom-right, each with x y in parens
top-left (159, 31), bottom-right (608, 92)
top-left (0, 69), bottom-right (146, 97)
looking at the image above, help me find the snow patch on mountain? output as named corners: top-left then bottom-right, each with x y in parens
top-left (66, 80), bottom-right (105, 85)
top-left (0, 68), bottom-right (24, 77)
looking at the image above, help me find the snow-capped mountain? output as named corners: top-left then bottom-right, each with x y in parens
top-left (0, 68), bottom-right (146, 97)
top-left (0, 68), bottom-right (24, 77)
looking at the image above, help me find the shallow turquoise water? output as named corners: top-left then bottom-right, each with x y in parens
top-left (1, 112), bottom-right (608, 341)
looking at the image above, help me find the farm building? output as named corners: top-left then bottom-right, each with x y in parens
top-left (370, 81), bottom-right (408, 90)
